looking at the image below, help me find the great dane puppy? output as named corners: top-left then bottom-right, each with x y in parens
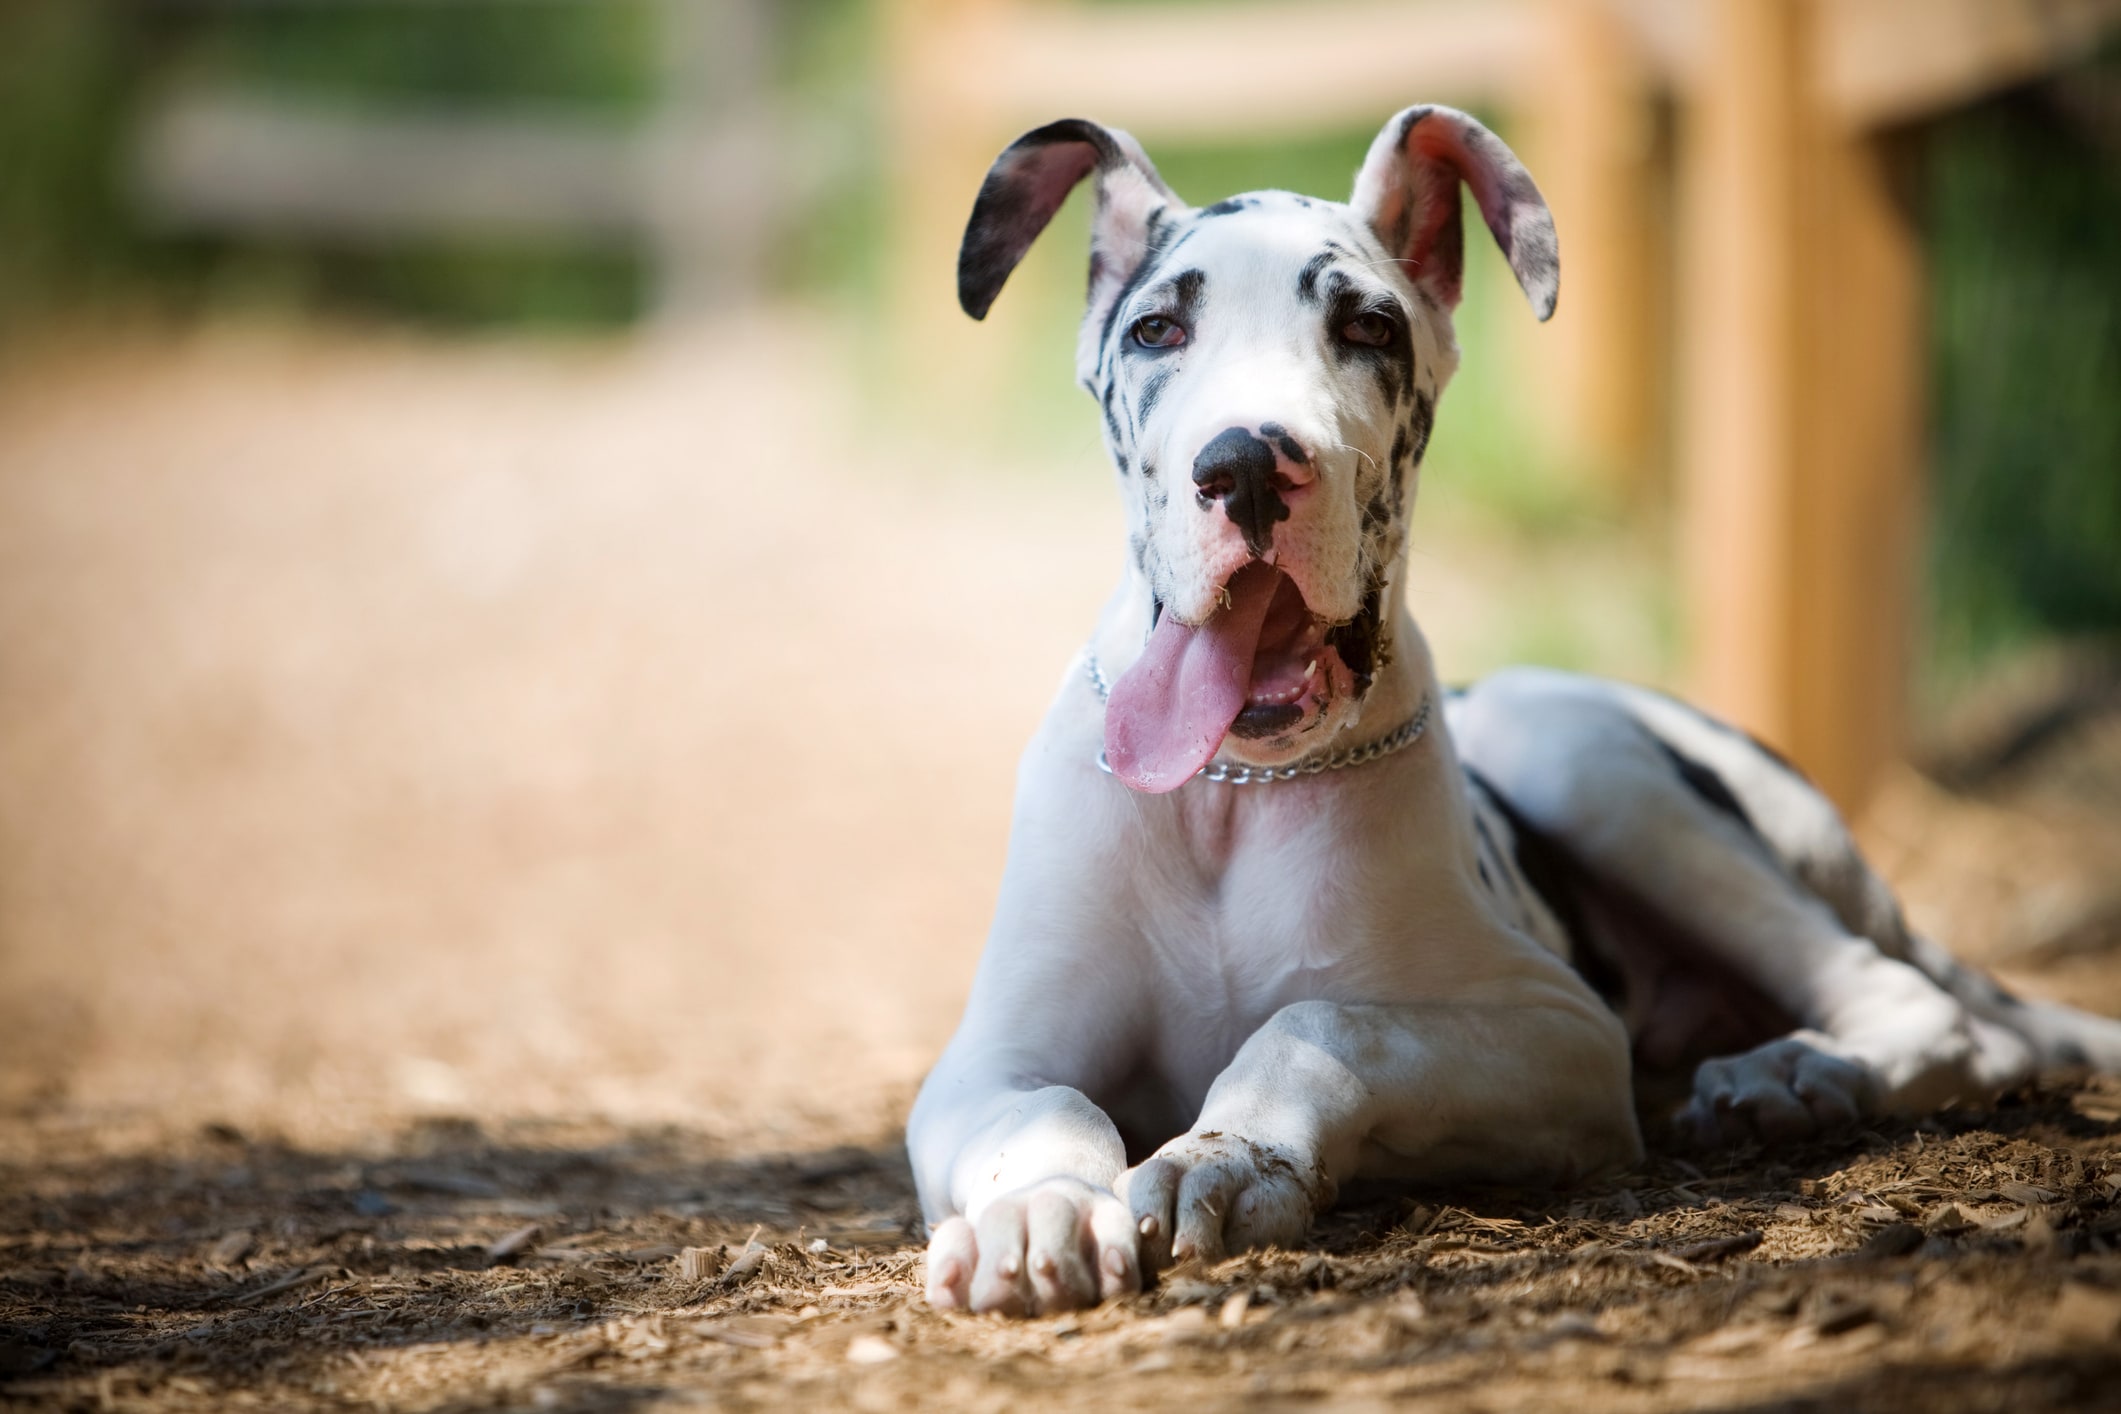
top-left (909, 106), bottom-right (2121, 1317)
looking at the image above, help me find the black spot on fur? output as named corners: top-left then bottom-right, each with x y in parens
top-left (1408, 392), bottom-right (1434, 465)
top-left (1388, 427), bottom-right (1410, 505)
top-left (1464, 769), bottom-right (1618, 1005)
top-left (1168, 267), bottom-right (1205, 326)
top-left (1143, 204), bottom-right (1173, 248)
top-left (1323, 578), bottom-right (1387, 697)
top-left (1361, 490), bottom-right (1391, 535)
top-left (1191, 427), bottom-right (1288, 556)
top-left (1138, 366), bottom-right (1174, 424)
top-left (1653, 737), bottom-right (1760, 837)
top-left (1100, 381), bottom-right (1124, 448)
top-left (1296, 251), bottom-right (1334, 303)
top-left (1258, 421), bottom-right (1307, 464)
top-left (1471, 812), bottom-right (1519, 902)
top-left (1199, 197), bottom-right (1255, 218)
top-left (1641, 686), bottom-right (1817, 789)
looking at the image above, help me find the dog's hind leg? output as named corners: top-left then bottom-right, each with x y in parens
top-left (1450, 669), bottom-right (2121, 1144)
top-left (1590, 678), bottom-right (2121, 1079)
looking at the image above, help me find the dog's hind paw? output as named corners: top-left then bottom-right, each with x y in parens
top-left (1118, 1131), bottom-right (1325, 1268)
top-left (1677, 1031), bottom-right (1876, 1147)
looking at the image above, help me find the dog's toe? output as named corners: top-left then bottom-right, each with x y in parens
top-left (1024, 1187), bottom-right (1099, 1312)
top-left (1087, 1190), bottom-right (1142, 1301)
top-left (1121, 1133), bottom-right (1317, 1268)
top-left (954, 1178), bottom-right (1138, 1316)
top-left (924, 1216), bottom-right (978, 1311)
top-left (969, 1198), bottom-right (1032, 1315)
top-left (1117, 1158), bottom-right (1181, 1271)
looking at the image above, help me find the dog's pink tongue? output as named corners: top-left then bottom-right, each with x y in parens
top-left (1105, 562), bottom-right (1282, 793)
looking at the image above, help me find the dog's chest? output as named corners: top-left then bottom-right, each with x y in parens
top-left (1114, 782), bottom-right (1455, 1098)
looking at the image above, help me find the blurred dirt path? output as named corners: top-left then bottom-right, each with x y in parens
top-left (0, 320), bottom-right (1120, 1143)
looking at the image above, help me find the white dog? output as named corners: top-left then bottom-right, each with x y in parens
top-left (908, 106), bottom-right (2121, 1317)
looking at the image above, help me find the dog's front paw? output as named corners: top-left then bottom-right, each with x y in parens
top-left (1118, 1131), bottom-right (1327, 1270)
top-left (924, 1177), bottom-right (1139, 1316)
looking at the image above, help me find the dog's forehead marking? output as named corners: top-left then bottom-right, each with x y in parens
top-left (1154, 197), bottom-right (1392, 312)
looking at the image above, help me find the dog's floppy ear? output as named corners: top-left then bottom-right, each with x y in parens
top-left (958, 118), bottom-right (1180, 323)
top-left (1351, 105), bottom-right (1558, 321)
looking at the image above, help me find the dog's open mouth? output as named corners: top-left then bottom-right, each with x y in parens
top-left (1104, 561), bottom-right (1355, 793)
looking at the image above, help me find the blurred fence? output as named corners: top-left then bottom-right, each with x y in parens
top-left (19, 0), bottom-right (2121, 810)
top-left (128, 0), bottom-right (777, 317)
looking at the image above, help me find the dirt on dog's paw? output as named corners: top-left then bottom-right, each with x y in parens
top-left (1118, 1131), bottom-right (1327, 1268)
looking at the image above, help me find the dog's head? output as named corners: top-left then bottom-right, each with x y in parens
top-left (960, 106), bottom-right (1556, 792)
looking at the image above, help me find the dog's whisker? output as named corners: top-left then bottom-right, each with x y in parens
top-left (1329, 440), bottom-right (1381, 475)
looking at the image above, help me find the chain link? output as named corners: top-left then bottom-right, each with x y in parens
top-left (1082, 648), bottom-right (1431, 785)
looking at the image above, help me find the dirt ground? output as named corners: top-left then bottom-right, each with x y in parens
top-left (2, 325), bottom-right (2119, 1413)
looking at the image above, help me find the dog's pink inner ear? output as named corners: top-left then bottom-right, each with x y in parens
top-left (1354, 105), bottom-right (1558, 322)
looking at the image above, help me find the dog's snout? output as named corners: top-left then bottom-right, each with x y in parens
top-left (1191, 424), bottom-right (1311, 556)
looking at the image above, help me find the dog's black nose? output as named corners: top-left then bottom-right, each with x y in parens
top-left (1192, 426), bottom-right (1292, 556)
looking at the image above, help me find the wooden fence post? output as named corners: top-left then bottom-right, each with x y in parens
top-left (1677, 0), bottom-right (1923, 810)
top-left (1519, 0), bottom-right (1667, 499)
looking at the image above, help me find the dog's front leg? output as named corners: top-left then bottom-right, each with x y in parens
top-left (1121, 989), bottom-right (1642, 1265)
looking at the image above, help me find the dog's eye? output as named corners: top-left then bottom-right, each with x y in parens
top-left (1131, 316), bottom-right (1186, 349)
top-left (1340, 312), bottom-right (1398, 348)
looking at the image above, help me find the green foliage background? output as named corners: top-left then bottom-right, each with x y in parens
top-left (1924, 73), bottom-right (2121, 692)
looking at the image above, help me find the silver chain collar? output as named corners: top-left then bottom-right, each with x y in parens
top-left (1082, 649), bottom-right (1431, 785)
